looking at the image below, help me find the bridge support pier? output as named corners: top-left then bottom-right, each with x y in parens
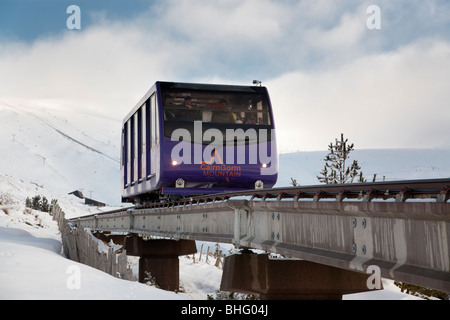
top-left (124, 236), bottom-right (197, 291)
top-left (221, 252), bottom-right (380, 300)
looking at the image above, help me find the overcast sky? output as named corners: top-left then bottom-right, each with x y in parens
top-left (1, 0), bottom-right (449, 152)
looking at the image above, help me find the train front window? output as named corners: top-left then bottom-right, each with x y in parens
top-left (163, 91), bottom-right (271, 126)
top-left (162, 89), bottom-right (273, 144)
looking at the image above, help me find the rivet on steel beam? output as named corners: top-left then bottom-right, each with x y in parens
top-left (362, 245), bottom-right (367, 255)
top-left (352, 243), bottom-right (357, 253)
top-left (277, 213), bottom-right (280, 221)
top-left (362, 218), bottom-right (367, 228)
top-left (271, 232), bottom-right (275, 240)
top-left (352, 218), bottom-right (357, 228)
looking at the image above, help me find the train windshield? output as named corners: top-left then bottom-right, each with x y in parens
top-left (162, 85), bottom-right (273, 145)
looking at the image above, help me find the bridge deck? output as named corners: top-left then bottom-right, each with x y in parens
top-left (69, 179), bottom-right (450, 293)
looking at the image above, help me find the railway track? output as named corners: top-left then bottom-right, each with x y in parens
top-left (67, 178), bottom-right (450, 292)
top-left (70, 178), bottom-right (450, 221)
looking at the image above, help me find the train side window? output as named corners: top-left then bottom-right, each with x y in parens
top-left (132, 113), bottom-right (138, 183)
top-left (145, 100), bottom-right (151, 177)
top-left (151, 93), bottom-right (159, 145)
top-left (122, 123), bottom-right (128, 187)
top-left (137, 108), bottom-right (143, 181)
top-left (127, 118), bottom-right (133, 186)
top-left (140, 103), bottom-right (146, 181)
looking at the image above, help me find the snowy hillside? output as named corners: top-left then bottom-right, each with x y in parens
top-left (0, 174), bottom-right (225, 300)
top-left (1, 98), bottom-right (448, 300)
top-left (1, 98), bottom-right (449, 205)
top-left (0, 174), bottom-right (425, 300)
top-left (277, 149), bottom-right (450, 188)
top-left (0, 99), bottom-right (122, 205)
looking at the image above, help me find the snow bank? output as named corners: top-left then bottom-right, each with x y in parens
top-left (0, 174), bottom-right (426, 300)
top-left (0, 227), bottom-right (183, 300)
top-left (0, 184), bottom-right (184, 300)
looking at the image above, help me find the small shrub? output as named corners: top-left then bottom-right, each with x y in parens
top-left (0, 192), bottom-right (15, 206)
top-left (0, 193), bottom-right (15, 215)
top-left (25, 195), bottom-right (56, 213)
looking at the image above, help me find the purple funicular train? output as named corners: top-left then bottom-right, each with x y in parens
top-left (121, 81), bottom-right (278, 203)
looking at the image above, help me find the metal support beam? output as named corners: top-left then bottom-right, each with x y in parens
top-left (72, 197), bottom-right (450, 293)
top-left (233, 207), bottom-right (248, 247)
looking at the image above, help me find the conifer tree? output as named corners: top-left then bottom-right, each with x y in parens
top-left (32, 195), bottom-right (41, 210)
top-left (317, 133), bottom-right (366, 184)
top-left (41, 197), bottom-right (49, 212)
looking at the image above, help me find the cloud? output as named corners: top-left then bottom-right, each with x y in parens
top-left (268, 38), bottom-right (450, 152)
top-left (0, 0), bottom-right (293, 115)
top-left (0, 0), bottom-right (449, 152)
top-left (0, 23), bottom-right (176, 118)
top-left (156, 0), bottom-right (286, 41)
top-left (307, 12), bottom-right (365, 50)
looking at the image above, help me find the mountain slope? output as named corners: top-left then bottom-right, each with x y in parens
top-left (276, 148), bottom-right (450, 187)
top-left (1, 99), bottom-right (449, 205)
top-left (0, 99), bottom-right (122, 205)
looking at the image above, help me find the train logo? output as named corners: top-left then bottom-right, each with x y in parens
top-left (200, 150), bottom-right (241, 182)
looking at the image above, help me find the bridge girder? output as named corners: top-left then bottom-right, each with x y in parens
top-left (73, 199), bottom-right (450, 293)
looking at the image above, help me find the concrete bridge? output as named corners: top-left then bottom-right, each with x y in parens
top-left (69, 179), bottom-right (450, 299)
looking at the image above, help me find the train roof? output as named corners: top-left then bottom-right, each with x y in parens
top-left (158, 81), bottom-right (267, 92)
top-left (124, 81), bottom-right (269, 122)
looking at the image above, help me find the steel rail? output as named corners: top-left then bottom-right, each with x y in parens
top-left (70, 178), bottom-right (450, 221)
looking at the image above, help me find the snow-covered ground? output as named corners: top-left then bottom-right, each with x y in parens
top-left (1, 166), bottom-right (437, 300)
top-left (0, 176), bottom-right (220, 300)
top-left (0, 178), bottom-right (424, 300)
top-left (1, 99), bottom-right (447, 300)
